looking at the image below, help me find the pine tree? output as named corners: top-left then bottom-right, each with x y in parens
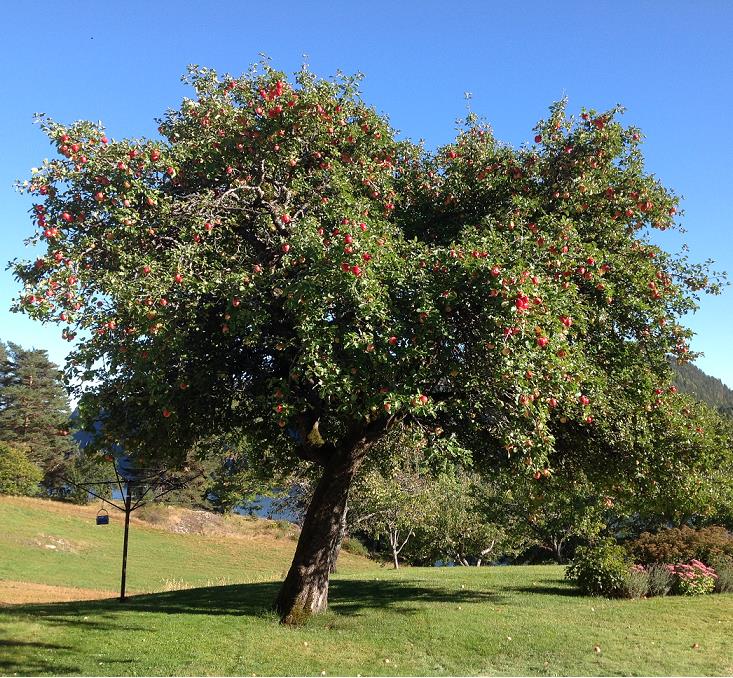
top-left (0, 341), bottom-right (74, 491)
top-left (0, 342), bottom-right (13, 405)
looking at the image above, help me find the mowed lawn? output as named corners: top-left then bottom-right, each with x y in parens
top-left (1, 498), bottom-right (732, 676)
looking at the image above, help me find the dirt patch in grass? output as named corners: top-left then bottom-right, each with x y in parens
top-left (27, 534), bottom-right (90, 553)
top-left (0, 580), bottom-right (114, 605)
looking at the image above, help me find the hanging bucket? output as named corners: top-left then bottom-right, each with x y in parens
top-left (96, 508), bottom-right (109, 525)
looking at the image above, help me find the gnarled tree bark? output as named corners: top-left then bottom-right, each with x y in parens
top-left (275, 423), bottom-right (385, 624)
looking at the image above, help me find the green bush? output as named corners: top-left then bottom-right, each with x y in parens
top-left (566, 541), bottom-right (633, 597)
top-left (713, 561), bottom-right (733, 593)
top-left (0, 441), bottom-right (42, 496)
top-left (342, 536), bottom-right (370, 558)
top-left (646, 563), bottom-right (674, 597)
top-left (621, 566), bottom-right (649, 599)
top-left (628, 526), bottom-right (733, 565)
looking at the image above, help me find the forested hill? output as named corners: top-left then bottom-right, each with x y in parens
top-left (672, 362), bottom-right (733, 417)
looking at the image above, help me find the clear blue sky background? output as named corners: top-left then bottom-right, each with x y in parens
top-left (1, 1), bottom-right (731, 386)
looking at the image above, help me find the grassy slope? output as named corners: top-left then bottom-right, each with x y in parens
top-left (0, 496), bottom-right (372, 593)
top-left (1, 497), bottom-right (732, 676)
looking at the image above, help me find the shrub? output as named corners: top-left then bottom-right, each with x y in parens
top-left (341, 536), bottom-right (370, 558)
top-left (646, 563), bottom-right (674, 597)
top-left (566, 541), bottom-right (633, 597)
top-left (0, 441), bottom-right (43, 496)
top-left (136, 504), bottom-right (169, 524)
top-left (713, 561), bottom-right (733, 593)
top-left (628, 526), bottom-right (733, 565)
top-left (669, 560), bottom-right (717, 596)
top-left (621, 565), bottom-right (649, 599)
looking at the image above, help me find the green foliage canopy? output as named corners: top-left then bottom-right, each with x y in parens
top-left (10, 62), bottom-right (723, 488)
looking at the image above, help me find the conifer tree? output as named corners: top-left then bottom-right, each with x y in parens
top-left (0, 341), bottom-right (74, 491)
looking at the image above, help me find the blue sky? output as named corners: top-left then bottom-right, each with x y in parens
top-left (1, 1), bottom-right (731, 386)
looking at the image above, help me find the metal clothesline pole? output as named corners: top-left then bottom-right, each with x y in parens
top-left (59, 465), bottom-right (205, 602)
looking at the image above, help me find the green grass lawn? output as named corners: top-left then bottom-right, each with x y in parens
top-left (1, 498), bottom-right (732, 676)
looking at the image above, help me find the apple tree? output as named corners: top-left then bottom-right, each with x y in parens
top-left (10, 63), bottom-right (722, 622)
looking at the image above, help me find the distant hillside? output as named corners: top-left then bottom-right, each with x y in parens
top-left (672, 362), bottom-right (733, 417)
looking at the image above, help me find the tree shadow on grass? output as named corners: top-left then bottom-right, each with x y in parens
top-left (0, 639), bottom-right (78, 675)
top-left (0, 577), bottom-right (503, 627)
top-left (504, 578), bottom-right (582, 597)
top-left (329, 578), bottom-right (502, 616)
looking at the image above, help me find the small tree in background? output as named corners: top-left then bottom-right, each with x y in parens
top-left (10, 62), bottom-right (725, 622)
top-left (418, 472), bottom-right (516, 566)
top-left (349, 428), bottom-right (436, 568)
top-left (0, 441), bottom-right (43, 496)
top-left (496, 470), bottom-right (608, 563)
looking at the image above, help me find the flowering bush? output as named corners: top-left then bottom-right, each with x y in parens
top-left (568, 547), bottom-right (723, 598)
top-left (669, 560), bottom-right (717, 595)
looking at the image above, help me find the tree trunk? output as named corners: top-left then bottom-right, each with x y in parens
top-left (552, 537), bottom-right (565, 565)
top-left (391, 532), bottom-right (400, 569)
top-left (329, 501), bottom-right (348, 574)
top-left (476, 540), bottom-right (496, 567)
top-left (275, 450), bottom-right (362, 624)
